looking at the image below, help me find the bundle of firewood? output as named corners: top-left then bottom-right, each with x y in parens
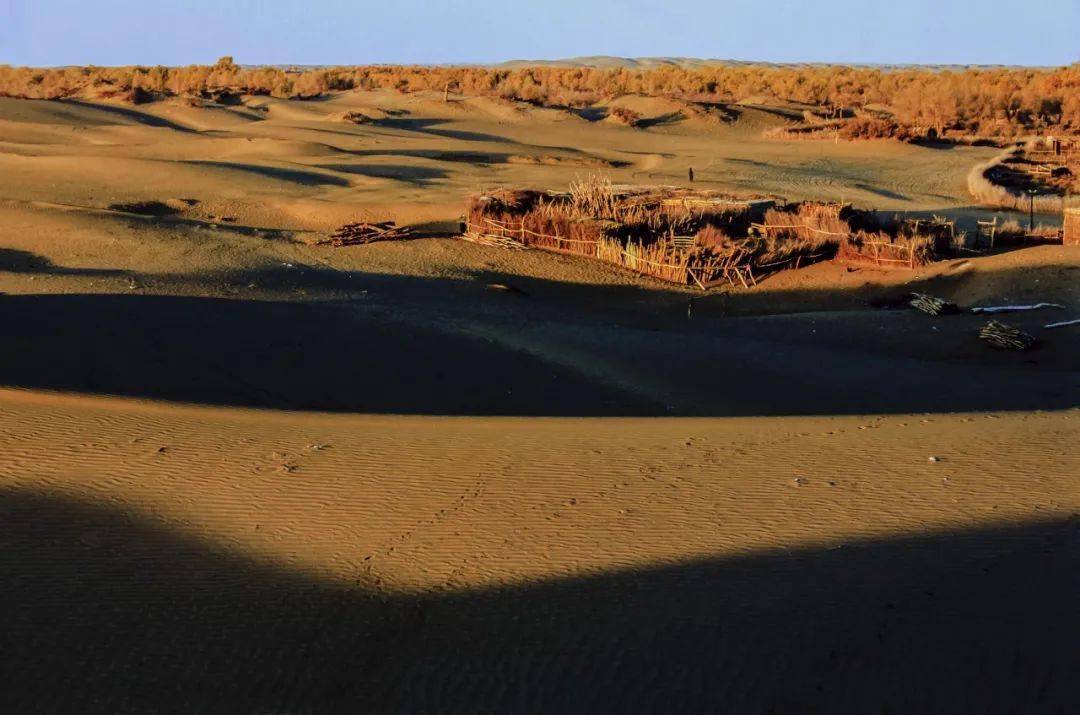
top-left (979, 320), bottom-right (1036, 350)
top-left (321, 221), bottom-right (412, 247)
top-left (910, 292), bottom-right (958, 316)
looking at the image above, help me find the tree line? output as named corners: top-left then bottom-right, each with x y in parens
top-left (2, 58), bottom-right (1077, 137)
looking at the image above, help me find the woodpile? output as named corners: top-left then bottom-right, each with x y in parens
top-left (460, 224), bottom-right (527, 250)
top-left (979, 320), bottom-right (1036, 350)
top-left (910, 293), bottom-right (958, 316)
top-left (319, 221), bottom-right (412, 247)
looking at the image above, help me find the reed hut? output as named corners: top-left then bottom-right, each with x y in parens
top-left (1065, 207), bottom-right (1080, 246)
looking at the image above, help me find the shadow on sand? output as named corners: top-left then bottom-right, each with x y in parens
top-left (0, 248), bottom-right (129, 277)
top-left (62, 99), bottom-right (201, 132)
top-left (314, 162), bottom-right (448, 186)
top-left (1, 488), bottom-right (1076, 712)
top-left (375, 117), bottom-right (517, 144)
top-left (0, 253), bottom-right (1078, 415)
top-left (179, 160), bottom-right (352, 187)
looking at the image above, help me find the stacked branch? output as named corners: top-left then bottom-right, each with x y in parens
top-left (979, 320), bottom-right (1036, 350)
top-left (320, 221), bottom-right (412, 247)
top-left (910, 293), bottom-right (958, 316)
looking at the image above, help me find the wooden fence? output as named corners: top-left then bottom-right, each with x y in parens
top-left (463, 215), bottom-right (920, 288)
top-left (749, 221), bottom-right (849, 239)
top-left (835, 239), bottom-right (926, 268)
top-left (464, 218), bottom-right (695, 286)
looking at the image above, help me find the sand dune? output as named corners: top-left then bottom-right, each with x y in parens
top-left (0, 91), bottom-right (1077, 711)
top-left (0, 92), bottom-right (999, 223)
top-left (0, 389), bottom-right (1077, 711)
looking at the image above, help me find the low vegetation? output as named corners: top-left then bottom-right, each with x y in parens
top-left (605, 106), bottom-right (644, 127)
top-left (836, 116), bottom-right (916, 141)
top-left (764, 115), bottom-right (920, 142)
top-left (2, 58), bottom-right (1079, 139)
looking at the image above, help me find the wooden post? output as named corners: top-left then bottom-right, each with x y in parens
top-left (1065, 209), bottom-right (1079, 246)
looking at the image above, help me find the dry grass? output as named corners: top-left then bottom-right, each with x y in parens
top-left (767, 202), bottom-right (958, 267)
top-left (761, 203), bottom-right (941, 269)
top-left (991, 219), bottom-right (1064, 246)
top-left (759, 204), bottom-right (852, 242)
top-left (568, 175), bottom-right (620, 218)
top-left (836, 232), bottom-right (936, 268)
top-left (763, 122), bottom-right (842, 140)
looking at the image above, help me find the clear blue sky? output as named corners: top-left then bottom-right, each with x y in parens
top-left (3, 0), bottom-right (1078, 67)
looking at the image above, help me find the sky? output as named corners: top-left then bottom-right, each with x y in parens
top-left (2, 0), bottom-right (1078, 67)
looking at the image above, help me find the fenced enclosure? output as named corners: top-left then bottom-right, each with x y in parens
top-left (464, 179), bottom-right (948, 289)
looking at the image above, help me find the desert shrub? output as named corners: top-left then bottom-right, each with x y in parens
top-left (837, 116), bottom-right (913, 141)
top-left (291, 71), bottom-right (330, 99)
top-left (1, 61), bottom-right (1077, 137)
top-left (606, 106), bottom-right (643, 127)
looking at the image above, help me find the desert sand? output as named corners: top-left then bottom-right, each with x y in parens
top-left (1, 90), bottom-right (1077, 712)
